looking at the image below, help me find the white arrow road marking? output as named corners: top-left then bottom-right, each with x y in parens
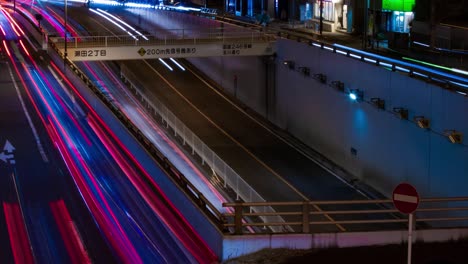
top-left (3, 140), bottom-right (15, 153)
top-left (0, 152), bottom-right (14, 164)
top-left (394, 193), bottom-right (418, 203)
top-left (7, 63), bottom-right (48, 162)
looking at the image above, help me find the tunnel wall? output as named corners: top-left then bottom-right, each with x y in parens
top-left (188, 39), bottom-right (468, 198)
top-left (187, 55), bottom-right (268, 116)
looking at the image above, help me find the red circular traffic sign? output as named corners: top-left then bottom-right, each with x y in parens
top-left (392, 183), bottom-right (419, 214)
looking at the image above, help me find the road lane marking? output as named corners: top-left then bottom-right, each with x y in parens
top-left (143, 59), bottom-right (346, 231)
top-left (7, 62), bottom-right (48, 162)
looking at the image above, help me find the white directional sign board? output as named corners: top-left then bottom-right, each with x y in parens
top-left (65, 43), bottom-right (275, 61)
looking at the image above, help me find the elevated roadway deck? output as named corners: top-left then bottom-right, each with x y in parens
top-left (50, 29), bottom-right (275, 61)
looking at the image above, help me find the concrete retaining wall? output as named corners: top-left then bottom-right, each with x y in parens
top-left (222, 228), bottom-right (468, 260)
top-left (189, 37), bottom-right (468, 199)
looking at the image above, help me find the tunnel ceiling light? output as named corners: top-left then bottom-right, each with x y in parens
top-left (444, 130), bottom-right (463, 144)
top-left (370, 98), bottom-right (385, 110)
top-left (413, 116), bottom-right (430, 129)
top-left (349, 89), bottom-right (363, 101)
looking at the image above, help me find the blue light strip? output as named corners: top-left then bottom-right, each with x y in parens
top-left (332, 43), bottom-right (468, 87)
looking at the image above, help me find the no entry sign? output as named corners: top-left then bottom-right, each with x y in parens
top-left (393, 183), bottom-right (419, 214)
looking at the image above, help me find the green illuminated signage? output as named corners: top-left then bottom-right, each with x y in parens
top-left (382, 0), bottom-right (415, 12)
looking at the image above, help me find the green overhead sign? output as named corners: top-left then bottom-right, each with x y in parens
top-left (382, 0), bottom-right (415, 12)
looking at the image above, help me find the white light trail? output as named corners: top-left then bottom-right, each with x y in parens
top-left (158, 58), bottom-right (173, 71)
top-left (90, 9), bottom-right (137, 40)
top-left (97, 8), bottom-right (149, 40)
top-left (169, 58), bottom-right (185, 71)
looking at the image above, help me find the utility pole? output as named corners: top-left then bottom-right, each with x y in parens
top-left (319, 0), bottom-right (323, 35)
top-left (362, 0), bottom-right (368, 49)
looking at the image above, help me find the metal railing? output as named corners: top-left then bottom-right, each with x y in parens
top-left (222, 197), bottom-right (468, 235)
top-left (120, 65), bottom-right (290, 233)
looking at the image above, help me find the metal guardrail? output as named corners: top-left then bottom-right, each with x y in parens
top-left (214, 16), bottom-right (468, 94)
top-left (222, 197), bottom-right (468, 235)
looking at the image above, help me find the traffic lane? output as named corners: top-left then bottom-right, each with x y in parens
top-left (0, 60), bottom-right (36, 263)
top-left (122, 60), bottom-right (303, 203)
top-left (46, 54), bottom-right (193, 261)
top-left (77, 61), bottom-right (208, 263)
top-left (95, 155), bottom-right (195, 263)
top-left (56, 8), bottom-right (214, 261)
top-left (9, 49), bottom-right (116, 262)
top-left (80, 128), bottom-right (187, 263)
top-left (10, 76), bottom-right (85, 262)
top-left (0, 190), bottom-right (13, 263)
top-left (142, 58), bottom-right (365, 201)
top-left (0, 56), bottom-right (69, 262)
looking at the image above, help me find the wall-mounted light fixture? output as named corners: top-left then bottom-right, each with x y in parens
top-left (330, 81), bottom-right (345, 92)
top-left (413, 116), bottom-right (430, 129)
top-left (393, 107), bottom-right (409, 120)
top-left (313, 73), bottom-right (327, 84)
top-left (444, 130), bottom-right (463, 144)
top-left (349, 89), bottom-right (363, 101)
top-left (298, 67), bottom-right (310, 76)
top-left (283, 60), bottom-right (295, 70)
top-left (370, 98), bottom-right (385, 110)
